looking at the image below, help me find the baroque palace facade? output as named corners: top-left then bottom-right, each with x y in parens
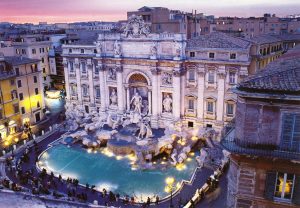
top-left (62, 16), bottom-right (251, 133)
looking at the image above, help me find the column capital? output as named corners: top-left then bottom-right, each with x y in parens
top-left (173, 68), bottom-right (186, 77)
top-left (87, 64), bottom-right (93, 70)
top-left (97, 65), bottom-right (106, 71)
top-left (115, 66), bottom-right (123, 73)
top-left (151, 67), bottom-right (161, 75)
top-left (217, 66), bottom-right (226, 79)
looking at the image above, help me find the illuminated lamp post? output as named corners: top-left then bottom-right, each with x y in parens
top-left (165, 176), bottom-right (176, 208)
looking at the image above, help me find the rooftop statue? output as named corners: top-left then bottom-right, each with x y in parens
top-left (123, 15), bottom-right (150, 37)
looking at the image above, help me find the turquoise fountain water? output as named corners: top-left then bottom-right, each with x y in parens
top-left (38, 144), bottom-right (198, 200)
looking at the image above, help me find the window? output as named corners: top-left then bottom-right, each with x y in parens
top-left (229, 72), bottom-right (236, 84)
top-left (274, 172), bottom-right (295, 200)
top-left (81, 49), bottom-right (84, 54)
top-left (96, 87), bottom-right (100, 98)
top-left (188, 99), bottom-right (194, 110)
top-left (21, 107), bottom-right (25, 114)
top-left (230, 53), bottom-right (236, 59)
top-left (11, 90), bottom-right (17, 100)
top-left (33, 76), bottom-right (37, 83)
top-left (208, 71), bottom-right (215, 83)
top-left (19, 93), bottom-right (23, 101)
top-left (69, 62), bottom-right (74, 73)
top-left (94, 66), bottom-right (99, 74)
top-left (207, 101), bottom-right (214, 113)
top-left (226, 103), bottom-right (234, 116)
top-left (188, 70), bottom-right (195, 81)
top-left (13, 104), bottom-right (19, 114)
top-left (188, 121), bottom-right (194, 128)
top-left (17, 80), bottom-right (22, 88)
top-left (190, 52), bottom-right (195, 57)
top-left (209, 52), bottom-right (215, 59)
top-left (81, 62), bottom-right (86, 73)
top-left (31, 64), bottom-right (37, 72)
top-left (280, 114), bottom-right (300, 152)
top-left (82, 85), bottom-right (88, 96)
top-left (15, 68), bottom-right (19, 76)
top-left (35, 88), bottom-right (39, 95)
top-left (71, 85), bottom-right (76, 95)
top-left (85, 106), bottom-right (89, 113)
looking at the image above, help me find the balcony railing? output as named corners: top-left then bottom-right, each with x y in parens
top-left (0, 71), bottom-right (16, 80)
top-left (221, 127), bottom-right (300, 161)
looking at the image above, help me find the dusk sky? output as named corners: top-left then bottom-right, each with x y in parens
top-left (0, 0), bottom-right (300, 24)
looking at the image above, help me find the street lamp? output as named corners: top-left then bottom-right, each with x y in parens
top-left (165, 176), bottom-right (175, 208)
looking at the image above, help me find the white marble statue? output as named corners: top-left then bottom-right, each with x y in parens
top-left (130, 92), bottom-right (143, 114)
top-left (137, 121), bottom-right (153, 140)
top-left (108, 68), bottom-right (116, 80)
top-left (145, 123), bottom-right (153, 139)
top-left (163, 94), bottom-right (173, 113)
top-left (161, 72), bottom-right (172, 85)
top-left (174, 41), bottom-right (182, 58)
top-left (110, 89), bottom-right (118, 106)
top-left (123, 15), bottom-right (150, 37)
top-left (150, 43), bottom-right (158, 57)
top-left (114, 40), bottom-right (121, 56)
top-left (96, 41), bottom-right (102, 54)
top-left (138, 122), bottom-right (147, 139)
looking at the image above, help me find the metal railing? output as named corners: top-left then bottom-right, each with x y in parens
top-left (221, 128), bottom-right (300, 161)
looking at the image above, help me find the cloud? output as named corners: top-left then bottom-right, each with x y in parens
top-left (0, 0), bottom-right (299, 23)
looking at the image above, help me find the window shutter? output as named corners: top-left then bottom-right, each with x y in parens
top-left (264, 171), bottom-right (276, 200)
top-left (292, 175), bottom-right (300, 205)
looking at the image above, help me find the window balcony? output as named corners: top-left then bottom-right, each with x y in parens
top-left (221, 127), bottom-right (300, 161)
top-left (187, 79), bottom-right (197, 88)
top-left (83, 96), bottom-right (90, 102)
top-left (204, 111), bottom-right (216, 120)
top-left (95, 98), bottom-right (101, 104)
top-left (71, 95), bottom-right (78, 100)
top-left (185, 108), bottom-right (197, 117)
top-left (81, 73), bottom-right (88, 79)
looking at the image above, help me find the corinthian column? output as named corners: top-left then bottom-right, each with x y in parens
top-left (172, 68), bottom-right (181, 119)
top-left (217, 66), bottom-right (226, 122)
top-left (197, 65), bottom-right (205, 120)
top-left (151, 68), bottom-right (159, 118)
top-left (98, 64), bottom-right (106, 111)
top-left (116, 66), bottom-right (124, 113)
top-left (87, 62), bottom-right (94, 104)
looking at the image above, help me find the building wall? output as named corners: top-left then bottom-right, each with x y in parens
top-left (62, 32), bottom-right (250, 133)
top-left (14, 62), bottom-right (45, 125)
top-left (235, 97), bottom-right (300, 146)
top-left (13, 40), bottom-right (52, 89)
top-left (228, 155), bottom-right (300, 208)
